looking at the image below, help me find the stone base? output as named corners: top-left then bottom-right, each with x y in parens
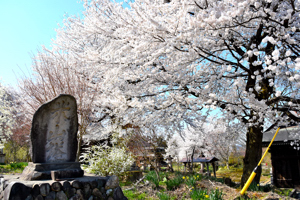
top-left (20, 162), bottom-right (84, 181)
top-left (1, 174), bottom-right (128, 200)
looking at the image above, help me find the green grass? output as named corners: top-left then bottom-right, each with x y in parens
top-left (123, 167), bottom-right (275, 200)
top-left (0, 162), bottom-right (28, 174)
top-left (165, 175), bottom-right (184, 190)
top-left (157, 192), bottom-right (176, 200)
top-left (123, 190), bottom-right (152, 200)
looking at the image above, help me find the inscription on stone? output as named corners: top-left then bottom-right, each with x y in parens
top-left (45, 100), bottom-right (73, 162)
top-left (20, 94), bottom-right (84, 180)
top-left (31, 94), bottom-right (78, 163)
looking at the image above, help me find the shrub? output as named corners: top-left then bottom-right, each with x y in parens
top-left (80, 144), bottom-right (134, 176)
top-left (145, 170), bottom-right (160, 188)
top-left (165, 175), bottom-right (183, 190)
top-left (4, 141), bottom-right (30, 163)
top-left (0, 162), bottom-right (28, 174)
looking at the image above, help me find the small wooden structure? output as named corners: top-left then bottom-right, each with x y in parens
top-left (180, 157), bottom-right (219, 177)
top-left (263, 126), bottom-right (300, 188)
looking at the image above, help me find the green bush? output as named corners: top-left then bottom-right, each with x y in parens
top-left (9, 162), bottom-right (28, 170)
top-left (4, 141), bottom-right (30, 163)
top-left (0, 162), bottom-right (28, 174)
top-left (145, 171), bottom-right (160, 188)
top-left (165, 175), bottom-right (184, 190)
top-left (80, 144), bottom-right (134, 176)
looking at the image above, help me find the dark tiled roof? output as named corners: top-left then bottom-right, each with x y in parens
top-left (263, 126), bottom-right (300, 143)
top-left (180, 157), bottom-right (219, 163)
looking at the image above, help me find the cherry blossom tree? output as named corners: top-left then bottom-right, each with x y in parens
top-left (18, 50), bottom-right (104, 161)
top-left (166, 117), bottom-right (244, 171)
top-left (0, 83), bottom-right (15, 144)
top-left (26, 0), bottom-right (300, 185)
top-left (204, 119), bottom-right (246, 170)
top-left (0, 83), bottom-right (30, 162)
top-left (165, 121), bottom-right (212, 172)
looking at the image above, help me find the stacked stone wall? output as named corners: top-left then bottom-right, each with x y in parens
top-left (0, 175), bottom-right (127, 200)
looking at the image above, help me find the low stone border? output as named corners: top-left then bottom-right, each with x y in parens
top-left (0, 175), bottom-right (127, 200)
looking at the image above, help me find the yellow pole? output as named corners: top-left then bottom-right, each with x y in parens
top-left (240, 127), bottom-right (281, 195)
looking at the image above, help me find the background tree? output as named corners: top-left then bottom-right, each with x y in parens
top-left (166, 124), bottom-right (210, 172)
top-left (18, 50), bottom-right (101, 161)
top-left (0, 83), bottom-right (15, 143)
top-left (23, 0), bottom-right (300, 186)
top-left (0, 82), bottom-right (30, 162)
top-left (204, 119), bottom-right (246, 170)
top-left (126, 126), bottom-right (169, 178)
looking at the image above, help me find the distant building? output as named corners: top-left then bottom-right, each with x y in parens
top-left (262, 126), bottom-right (300, 188)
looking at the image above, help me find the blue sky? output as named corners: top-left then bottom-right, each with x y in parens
top-left (0, 1), bottom-right (85, 88)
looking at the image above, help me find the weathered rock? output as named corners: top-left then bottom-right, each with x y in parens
top-left (107, 197), bottom-right (114, 200)
top-left (100, 187), bottom-right (106, 195)
top-left (34, 194), bottom-right (44, 200)
top-left (4, 182), bottom-right (31, 200)
top-left (105, 176), bottom-right (119, 190)
top-left (31, 94), bottom-right (78, 163)
top-left (106, 189), bottom-right (113, 196)
top-left (224, 177), bottom-right (233, 187)
top-left (76, 189), bottom-right (84, 199)
top-left (113, 186), bottom-right (128, 200)
top-left (92, 188), bottom-right (104, 199)
top-left (51, 181), bottom-right (62, 192)
top-left (83, 182), bottom-right (92, 199)
top-left (20, 95), bottom-right (84, 181)
top-left (62, 181), bottom-right (75, 198)
top-left (90, 180), bottom-right (98, 189)
top-left (40, 183), bottom-right (50, 196)
top-left (56, 190), bottom-right (68, 200)
top-left (97, 179), bottom-right (106, 188)
top-left (51, 169), bottom-right (84, 180)
top-left (62, 180), bottom-right (71, 191)
top-left (25, 194), bottom-right (33, 200)
top-left (45, 191), bottom-right (56, 200)
top-left (69, 194), bottom-right (83, 200)
top-left (72, 180), bottom-right (83, 189)
top-left (31, 184), bottom-right (40, 198)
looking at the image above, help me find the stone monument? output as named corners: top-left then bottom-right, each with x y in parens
top-left (21, 94), bottom-right (84, 180)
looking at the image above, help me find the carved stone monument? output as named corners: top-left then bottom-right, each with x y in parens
top-left (21, 94), bottom-right (84, 180)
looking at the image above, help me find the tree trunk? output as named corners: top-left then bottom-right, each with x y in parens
top-left (191, 147), bottom-right (195, 173)
top-left (241, 125), bottom-right (263, 187)
top-left (76, 134), bottom-right (83, 162)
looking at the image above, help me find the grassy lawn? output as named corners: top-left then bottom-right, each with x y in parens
top-left (216, 166), bottom-right (271, 184)
top-left (0, 162), bottom-right (28, 174)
